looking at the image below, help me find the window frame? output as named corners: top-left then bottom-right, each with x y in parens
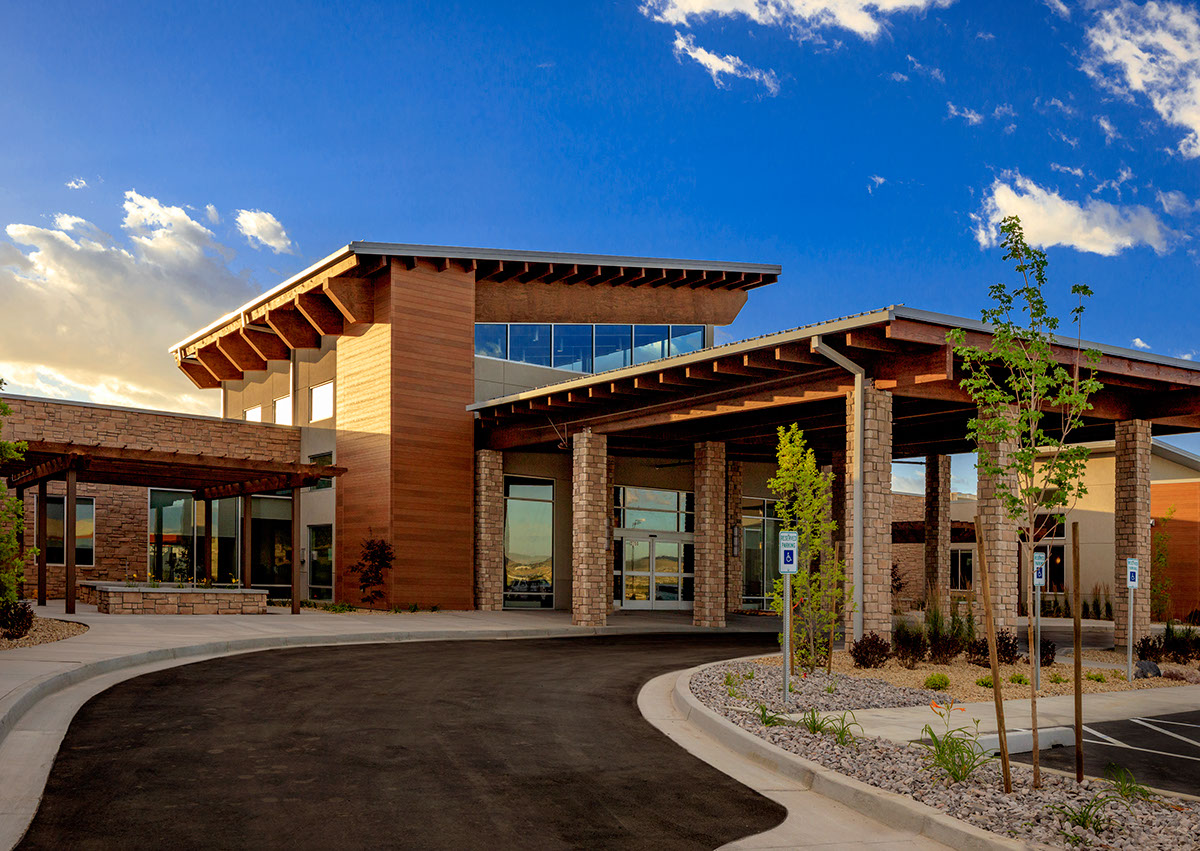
top-left (309, 381), bottom-right (334, 423)
top-left (43, 495), bottom-right (96, 567)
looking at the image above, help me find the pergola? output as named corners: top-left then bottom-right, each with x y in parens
top-left (2, 441), bottom-right (345, 614)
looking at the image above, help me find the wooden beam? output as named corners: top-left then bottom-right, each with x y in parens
top-left (291, 486), bottom-right (301, 613)
top-left (266, 304), bottom-right (321, 349)
top-left (1139, 388), bottom-right (1200, 420)
top-left (216, 332), bottom-right (268, 372)
top-left (874, 346), bottom-right (953, 389)
top-left (241, 493), bottom-right (253, 589)
top-left (845, 329), bottom-right (909, 353)
top-left (8, 453), bottom-right (88, 489)
top-left (296, 291), bottom-right (346, 336)
top-left (563, 265), bottom-right (601, 285)
top-left (36, 479), bottom-right (46, 606)
top-left (685, 364), bottom-right (723, 382)
top-left (241, 326), bottom-right (291, 361)
top-left (203, 498), bottom-right (213, 584)
top-left (775, 343), bottom-right (822, 365)
top-left (194, 473), bottom-right (303, 501)
top-left (179, 358), bottom-right (222, 390)
top-left (322, 277), bottom-right (375, 324)
top-left (65, 467), bottom-right (76, 615)
top-left (744, 351), bottom-right (791, 372)
top-left (195, 345), bottom-right (243, 382)
top-left (712, 358), bottom-right (761, 377)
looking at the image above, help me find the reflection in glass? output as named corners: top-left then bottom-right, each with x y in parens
top-left (633, 325), bottom-right (670, 364)
top-left (251, 496), bottom-right (293, 596)
top-left (506, 477), bottom-right (553, 500)
top-left (509, 324), bottom-right (552, 367)
top-left (45, 497), bottom-right (95, 566)
top-left (625, 574), bottom-right (650, 601)
top-left (309, 524), bottom-right (334, 600)
top-left (670, 325), bottom-right (705, 356)
top-left (475, 323), bottom-right (507, 359)
top-left (553, 324), bottom-right (593, 372)
top-left (594, 325), bottom-right (632, 372)
top-left (504, 477), bottom-right (554, 609)
top-left (148, 490), bottom-right (193, 582)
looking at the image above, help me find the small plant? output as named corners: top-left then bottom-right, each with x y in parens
top-left (408, 602), bottom-right (419, 612)
top-left (799, 707), bottom-right (833, 734)
top-left (892, 620), bottom-right (927, 669)
top-left (824, 675), bottom-right (836, 694)
top-left (322, 601), bottom-right (355, 613)
top-left (1047, 792), bottom-right (1120, 836)
top-left (1136, 634), bottom-right (1164, 663)
top-left (1087, 671), bottom-right (1107, 683)
top-left (755, 703), bottom-right (791, 727)
top-left (976, 674), bottom-right (993, 688)
top-left (918, 698), bottom-right (995, 783)
top-left (1040, 638), bottom-right (1057, 667)
top-left (430, 605), bottom-right (440, 612)
top-left (828, 711), bottom-right (862, 746)
top-left (1186, 608), bottom-right (1200, 626)
top-left (349, 535), bottom-right (395, 606)
top-left (1049, 672), bottom-right (1068, 684)
top-left (1009, 672), bottom-right (1029, 685)
top-left (924, 672), bottom-right (950, 691)
top-left (1104, 763), bottom-right (1159, 805)
top-left (849, 632), bottom-right (890, 668)
top-left (724, 671), bottom-right (744, 699)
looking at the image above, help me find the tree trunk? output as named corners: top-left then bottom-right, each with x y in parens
top-left (976, 516), bottom-right (1013, 794)
top-left (1024, 533), bottom-right (1041, 788)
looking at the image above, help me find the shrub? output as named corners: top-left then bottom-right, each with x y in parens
top-left (966, 638), bottom-right (990, 667)
top-left (348, 536), bottom-right (394, 605)
top-left (1040, 638), bottom-right (1057, 667)
top-left (1009, 672), bottom-right (1029, 685)
top-left (1104, 600), bottom-right (1113, 620)
top-left (1163, 622), bottom-right (1196, 664)
top-left (892, 620), bottom-right (927, 669)
top-left (924, 672), bottom-right (950, 691)
top-left (1136, 634), bottom-right (1164, 663)
top-left (1186, 608), bottom-right (1200, 627)
top-left (0, 600), bottom-right (33, 640)
top-left (1062, 595), bottom-right (1071, 619)
top-left (919, 697), bottom-right (994, 783)
top-left (1090, 598), bottom-right (1102, 620)
top-left (849, 632), bottom-right (890, 668)
top-left (976, 674), bottom-right (993, 688)
top-left (1087, 671), bottom-right (1106, 683)
top-left (927, 600), bottom-right (963, 664)
top-left (1049, 672), bottom-right (1068, 684)
top-left (995, 629), bottom-right (1019, 664)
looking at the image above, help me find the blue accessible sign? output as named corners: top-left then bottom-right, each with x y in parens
top-left (779, 531), bottom-right (799, 575)
top-left (1127, 558), bottom-right (1139, 589)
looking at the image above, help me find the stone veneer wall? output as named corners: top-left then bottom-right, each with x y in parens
top-left (473, 449), bottom-right (504, 611)
top-left (891, 493), bottom-right (925, 609)
top-left (977, 427), bottom-right (1019, 630)
top-left (725, 459), bottom-right (743, 613)
top-left (693, 441), bottom-right (727, 628)
top-left (4, 395), bottom-right (301, 600)
top-left (81, 584), bottom-right (268, 615)
top-left (844, 387), bottom-right (893, 640)
top-left (1114, 419), bottom-right (1151, 649)
top-left (925, 454), bottom-right (952, 613)
top-left (571, 429), bottom-right (608, 627)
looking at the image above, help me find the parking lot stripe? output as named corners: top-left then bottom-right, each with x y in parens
top-left (1131, 718), bottom-right (1200, 751)
top-left (1082, 725), bottom-right (1124, 746)
top-left (1146, 718), bottom-right (1200, 731)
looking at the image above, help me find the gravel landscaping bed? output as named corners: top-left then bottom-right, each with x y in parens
top-left (0, 616), bottom-right (88, 652)
top-left (693, 659), bottom-right (1200, 849)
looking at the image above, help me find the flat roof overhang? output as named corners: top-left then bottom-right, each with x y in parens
top-left (2, 441), bottom-right (346, 500)
top-left (168, 242), bottom-right (781, 391)
top-left (469, 306), bottom-right (1200, 460)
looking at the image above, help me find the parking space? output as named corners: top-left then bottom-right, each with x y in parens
top-left (1016, 709), bottom-right (1200, 797)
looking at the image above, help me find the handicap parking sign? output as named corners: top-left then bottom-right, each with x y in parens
top-left (779, 531), bottom-right (799, 575)
top-left (1033, 552), bottom-right (1046, 588)
top-left (1127, 558), bottom-right (1139, 589)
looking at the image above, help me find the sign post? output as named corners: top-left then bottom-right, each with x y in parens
top-left (779, 530), bottom-right (799, 707)
top-left (1033, 551), bottom-right (1046, 689)
top-left (1126, 558), bottom-right (1139, 683)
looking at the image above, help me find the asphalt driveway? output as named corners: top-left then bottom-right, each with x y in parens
top-left (19, 633), bottom-right (784, 850)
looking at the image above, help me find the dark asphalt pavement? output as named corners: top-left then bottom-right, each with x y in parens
top-left (1014, 709), bottom-right (1200, 797)
top-left (19, 634), bottom-right (785, 851)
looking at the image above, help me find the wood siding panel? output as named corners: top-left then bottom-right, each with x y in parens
top-left (1151, 481), bottom-right (1200, 620)
top-left (475, 279), bottom-right (748, 325)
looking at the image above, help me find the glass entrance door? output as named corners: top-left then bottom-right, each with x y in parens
top-left (619, 534), bottom-right (693, 610)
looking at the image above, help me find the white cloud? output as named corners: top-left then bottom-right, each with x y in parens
top-left (890, 71), bottom-right (909, 82)
top-left (947, 101), bottom-right (983, 125)
top-left (1156, 188), bottom-right (1198, 215)
top-left (1096, 115), bottom-right (1121, 144)
top-left (1085, 1), bottom-right (1200, 158)
top-left (1050, 162), bottom-right (1084, 178)
top-left (234, 208), bottom-right (296, 255)
top-left (994, 103), bottom-right (1016, 118)
top-left (205, 204), bottom-right (220, 224)
top-left (1003, 122), bottom-right (1017, 134)
top-left (0, 190), bottom-right (263, 414)
top-left (1132, 337), bottom-right (1151, 349)
top-left (972, 173), bottom-right (1172, 256)
top-left (1053, 129), bottom-right (1080, 148)
top-left (906, 53), bottom-right (945, 82)
top-left (1094, 165), bottom-right (1134, 196)
top-left (1044, 0), bottom-right (1070, 18)
top-left (1043, 96), bottom-right (1076, 116)
top-left (867, 174), bottom-right (886, 194)
top-left (642, 0), bottom-right (955, 41)
top-left (65, 178), bottom-right (87, 190)
top-left (671, 31), bottom-right (780, 94)
top-left (976, 31), bottom-right (995, 41)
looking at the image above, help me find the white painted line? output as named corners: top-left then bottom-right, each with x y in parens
top-left (1082, 725), bottom-right (1124, 746)
top-left (1131, 718), bottom-right (1200, 751)
top-left (1143, 718), bottom-right (1200, 731)
top-left (1080, 736), bottom-right (1200, 764)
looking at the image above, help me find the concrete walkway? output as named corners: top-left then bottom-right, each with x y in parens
top-left (0, 603), bottom-right (777, 850)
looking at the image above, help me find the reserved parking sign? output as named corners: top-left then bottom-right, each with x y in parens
top-left (779, 531), bottom-right (799, 575)
top-left (1127, 558), bottom-right (1139, 589)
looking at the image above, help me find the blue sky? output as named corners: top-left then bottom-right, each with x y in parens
top-left (1, 0), bottom-right (1199, 482)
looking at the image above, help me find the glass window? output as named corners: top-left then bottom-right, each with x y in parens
top-left (741, 498), bottom-right (781, 610)
top-left (950, 550), bottom-right (974, 592)
top-left (594, 325), bottom-right (632, 372)
top-left (508, 324), bottom-right (553, 367)
top-left (244, 405), bottom-right (262, 422)
top-left (633, 325), bottom-right (670, 364)
top-left (148, 490), bottom-right (194, 582)
top-left (45, 496), bottom-right (95, 566)
top-left (309, 524), bottom-right (334, 601)
top-left (310, 381), bottom-right (334, 422)
top-left (504, 477), bottom-right (554, 609)
top-left (553, 324), bottom-right (593, 372)
top-left (614, 487), bottom-right (693, 533)
top-left (670, 325), bottom-right (705, 356)
top-left (250, 496), bottom-right (293, 597)
top-left (309, 452), bottom-right (333, 490)
top-left (475, 324), bottom-right (507, 359)
top-left (273, 396), bottom-right (292, 426)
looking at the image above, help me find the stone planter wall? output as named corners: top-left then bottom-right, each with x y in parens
top-left (78, 582), bottom-right (269, 614)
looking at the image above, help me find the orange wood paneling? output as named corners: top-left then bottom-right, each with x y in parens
top-left (1151, 481), bottom-right (1200, 620)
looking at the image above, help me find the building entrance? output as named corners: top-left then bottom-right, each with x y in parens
top-left (616, 532), bottom-right (694, 610)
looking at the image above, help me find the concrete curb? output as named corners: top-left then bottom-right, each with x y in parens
top-left (671, 660), bottom-right (1035, 851)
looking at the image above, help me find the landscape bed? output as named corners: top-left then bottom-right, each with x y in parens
top-left (695, 657), bottom-right (1200, 849)
top-left (0, 616), bottom-right (87, 652)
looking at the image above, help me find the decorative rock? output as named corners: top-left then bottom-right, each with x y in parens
top-left (1135, 660), bottom-right (1161, 679)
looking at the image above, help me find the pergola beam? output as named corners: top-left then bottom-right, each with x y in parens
top-left (7, 453), bottom-right (89, 489)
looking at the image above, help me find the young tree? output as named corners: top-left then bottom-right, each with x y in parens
top-left (767, 424), bottom-right (852, 673)
top-left (348, 535), bottom-right (395, 606)
top-left (0, 380), bottom-right (33, 635)
top-left (949, 215), bottom-right (1102, 789)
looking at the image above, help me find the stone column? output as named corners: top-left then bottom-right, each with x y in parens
top-left (473, 449), bottom-right (505, 611)
top-left (925, 454), bottom-right (951, 612)
top-left (1114, 419), bottom-right (1151, 650)
top-left (725, 459), bottom-right (744, 613)
top-left (694, 441), bottom-right (727, 628)
top-left (977, 427), bottom-right (1019, 631)
top-left (571, 429), bottom-right (608, 627)
top-left (844, 386), bottom-right (893, 640)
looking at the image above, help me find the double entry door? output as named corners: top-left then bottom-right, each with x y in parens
top-left (617, 532), bottom-right (694, 610)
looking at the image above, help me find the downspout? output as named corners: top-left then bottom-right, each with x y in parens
top-left (811, 335), bottom-right (866, 642)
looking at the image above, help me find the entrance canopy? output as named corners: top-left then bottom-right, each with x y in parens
top-left (470, 305), bottom-right (1200, 460)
